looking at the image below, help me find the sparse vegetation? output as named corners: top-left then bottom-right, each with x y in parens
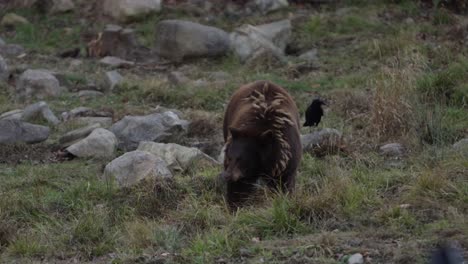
top-left (0, 0), bottom-right (467, 263)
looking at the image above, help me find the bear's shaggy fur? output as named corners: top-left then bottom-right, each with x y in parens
top-left (221, 80), bottom-right (302, 208)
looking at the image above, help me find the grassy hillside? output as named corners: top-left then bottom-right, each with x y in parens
top-left (0, 1), bottom-right (467, 263)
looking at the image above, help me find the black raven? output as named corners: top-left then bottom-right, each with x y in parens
top-left (303, 98), bottom-right (326, 132)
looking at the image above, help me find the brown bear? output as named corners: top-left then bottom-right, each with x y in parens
top-left (221, 80), bottom-right (302, 209)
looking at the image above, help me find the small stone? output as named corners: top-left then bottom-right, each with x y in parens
top-left (0, 44), bottom-right (25, 57)
top-left (66, 128), bottom-right (117, 158)
top-left (16, 69), bottom-right (63, 102)
top-left (73, 117), bottom-right (113, 128)
top-left (208, 71), bottom-right (229, 81)
top-left (453, 138), bottom-right (468, 156)
top-left (298, 49), bottom-right (319, 64)
top-left (379, 143), bottom-right (405, 157)
top-left (301, 128), bottom-right (343, 156)
top-left (69, 59), bottom-right (83, 68)
top-left (0, 55), bottom-right (8, 82)
top-left (22, 101), bottom-right (60, 125)
top-left (104, 70), bottom-right (124, 91)
top-left (50, 0), bottom-right (75, 14)
top-left (167, 71), bottom-right (190, 86)
top-left (99, 56), bottom-right (135, 68)
top-left (0, 37), bottom-right (5, 46)
top-left (348, 253), bottom-right (364, 264)
top-left (1, 13), bottom-right (30, 28)
top-left (253, 0), bottom-right (288, 14)
top-left (0, 109), bottom-right (23, 120)
top-left (78, 90), bottom-right (104, 98)
top-left (102, 150), bottom-right (172, 188)
top-left (59, 123), bottom-right (102, 147)
top-left (102, 0), bottom-right (162, 22)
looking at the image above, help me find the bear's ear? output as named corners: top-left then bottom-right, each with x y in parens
top-left (229, 127), bottom-right (243, 139)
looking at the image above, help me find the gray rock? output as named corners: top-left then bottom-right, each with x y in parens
top-left (102, 0), bottom-right (162, 22)
top-left (301, 128), bottom-right (343, 156)
top-left (66, 128), bottom-right (117, 158)
top-left (253, 0), bottom-right (288, 14)
top-left (110, 111), bottom-right (189, 151)
top-left (102, 150), bottom-right (172, 188)
top-left (379, 143), bottom-right (405, 157)
top-left (61, 107), bottom-right (113, 121)
top-left (137, 141), bottom-right (219, 171)
top-left (0, 37), bottom-right (5, 46)
top-left (50, 0), bottom-right (75, 14)
top-left (347, 253), bottom-right (364, 264)
top-left (99, 56), bottom-right (135, 68)
top-left (208, 71), bottom-right (229, 81)
top-left (22, 101), bottom-right (60, 125)
top-left (16, 69), bottom-right (63, 102)
top-left (0, 109), bottom-right (23, 120)
top-left (104, 70), bottom-right (124, 91)
top-left (0, 119), bottom-right (49, 144)
top-left (73, 117), bottom-right (113, 128)
top-left (1, 13), bottom-right (29, 27)
top-left (69, 59), bottom-right (83, 68)
top-left (167, 71), bottom-right (190, 86)
top-left (298, 49), bottom-right (319, 64)
top-left (154, 20), bottom-right (230, 61)
top-left (78, 90), bottom-right (104, 98)
top-left (0, 55), bottom-right (8, 82)
top-left (0, 44), bottom-right (25, 57)
top-left (229, 20), bottom-right (291, 63)
top-left (453, 138), bottom-right (468, 156)
top-left (59, 123), bottom-right (102, 147)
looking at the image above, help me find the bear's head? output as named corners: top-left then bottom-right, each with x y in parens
top-left (221, 127), bottom-right (274, 182)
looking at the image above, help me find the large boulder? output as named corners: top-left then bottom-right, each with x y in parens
top-left (137, 141), bottom-right (219, 171)
top-left (0, 55), bottom-right (8, 82)
top-left (16, 69), bottom-right (63, 102)
top-left (0, 119), bottom-right (49, 144)
top-left (229, 19), bottom-right (291, 63)
top-left (102, 150), bottom-right (172, 188)
top-left (102, 0), bottom-right (161, 22)
top-left (154, 20), bottom-right (230, 62)
top-left (66, 128), bottom-right (117, 159)
top-left (301, 128), bottom-right (343, 157)
top-left (110, 111), bottom-right (189, 151)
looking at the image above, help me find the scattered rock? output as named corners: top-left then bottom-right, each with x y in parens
top-left (104, 70), bottom-right (124, 91)
top-left (379, 143), bottom-right (405, 157)
top-left (50, 0), bottom-right (75, 13)
top-left (102, 150), bottom-right (172, 188)
top-left (230, 19), bottom-right (291, 63)
top-left (99, 56), bottom-right (135, 68)
top-left (73, 117), bottom-right (113, 128)
top-left (0, 55), bottom-right (8, 82)
top-left (253, 0), bottom-right (288, 14)
top-left (137, 141), bottom-right (219, 171)
top-left (154, 20), bottom-right (230, 62)
top-left (207, 71), bottom-right (229, 81)
top-left (102, 0), bottom-right (162, 22)
top-left (22, 101), bottom-right (60, 125)
top-left (66, 128), bottom-right (117, 158)
top-left (298, 49), bottom-right (319, 64)
top-left (110, 111), bottom-right (189, 151)
top-left (59, 123), bottom-right (101, 147)
top-left (0, 109), bottom-right (23, 120)
top-left (0, 119), bottom-right (49, 144)
top-left (0, 44), bottom-right (25, 57)
top-left (1, 13), bottom-right (29, 28)
top-left (78, 90), bottom-right (104, 99)
top-left (61, 107), bottom-right (113, 121)
top-left (301, 128), bottom-right (343, 156)
top-left (167, 71), bottom-right (190, 86)
top-left (87, 24), bottom-right (149, 60)
top-left (16, 69), bottom-right (63, 102)
top-left (453, 138), bottom-right (468, 155)
top-left (348, 253), bottom-right (364, 264)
